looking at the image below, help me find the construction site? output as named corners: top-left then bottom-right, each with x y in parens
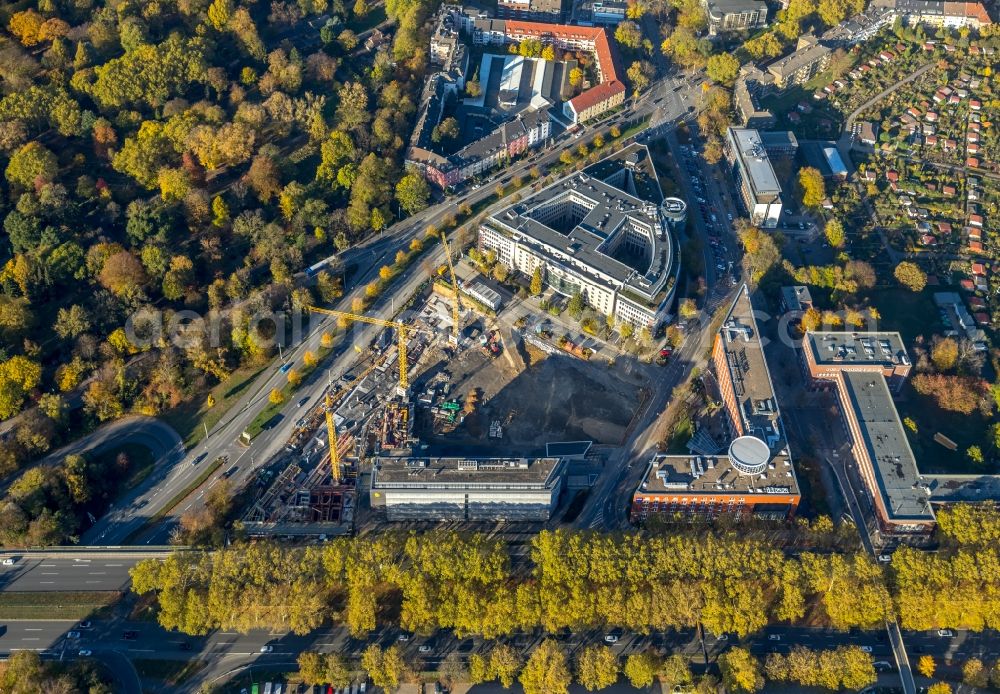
top-left (239, 228), bottom-right (655, 532)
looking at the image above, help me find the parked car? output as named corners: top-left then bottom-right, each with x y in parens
top-left (937, 629), bottom-right (954, 637)
top-left (419, 645), bottom-right (433, 653)
top-left (78, 649), bottom-right (92, 657)
top-left (260, 645), bottom-right (273, 653)
top-left (67, 631), bottom-right (81, 639)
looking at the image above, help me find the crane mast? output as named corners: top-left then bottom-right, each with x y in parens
top-left (439, 230), bottom-right (462, 345)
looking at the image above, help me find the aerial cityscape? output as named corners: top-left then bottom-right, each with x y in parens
top-left (0, 0), bottom-right (997, 691)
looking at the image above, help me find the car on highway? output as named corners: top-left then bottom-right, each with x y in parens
top-left (768, 634), bottom-right (781, 641)
top-left (78, 650), bottom-right (92, 657)
top-left (604, 634), bottom-right (619, 643)
top-left (877, 554), bottom-right (892, 563)
top-left (191, 452), bottom-right (208, 466)
top-left (397, 633), bottom-right (410, 642)
top-left (937, 629), bottom-right (954, 637)
top-left (260, 645), bottom-right (274, 653)
top-left (656, 347), bottom-right (672, 366)
top-left (67, 631), bottom-right (81, 639)
top-left (860, 645), bottom-right (873, 653)
top-left (179, 642), bottom-right (192, 651)
top-left (418, 645), bottom-right (433, 653)
top-left (77, 621), bottom-right (92, 630)
top-left (873, 661), bottom-right (893, 672)
top-left (123, 630), bottom-right (138, 640)
top-left (2, 558), bottom-right (15, 566)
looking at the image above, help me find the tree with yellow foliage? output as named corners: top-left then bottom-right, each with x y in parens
top-left (269, 388), bottom-right (284, 404)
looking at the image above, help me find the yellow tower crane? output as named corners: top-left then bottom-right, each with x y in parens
top-left (305, 306), bottom-right (413, 396)
top-left (324, 392), bottom-right (341, 483)
top-left (439, 230), bottom-right (462, 345)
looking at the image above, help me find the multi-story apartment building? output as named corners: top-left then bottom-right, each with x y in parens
top-left (724, 128), bottom-right (783, 228)
top-left (704, 0), bottom-right (769, 34)
top-left (496, 0), bottom-right (562, 21)
top-left (872, 0), bottom-right (992, 28)
top-left (767, 34), bottom-right (831, 89)
top-left (408, 108), bottom-right (553, 189)
top-left (371, 456), bottom-right (567, 520)
top-left (499, 20), bottom-right (626, 124)
top-left (478, 145), bottom-right (682, 328)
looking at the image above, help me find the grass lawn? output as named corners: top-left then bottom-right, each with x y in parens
top-left (0, 591), bottom-right (121, 620)
top-left (91, 442), bottom-right (155, 492)
top-left (897, 382), bottom-right (992, 473)
top-left (133, 659), bottom-right (208, 686)
top-left (863, 287), bottom-right (943, 343)
top-left (161, 365), bottom-right (267, 448)
top-left (346, 5), bottom-right (386, 33)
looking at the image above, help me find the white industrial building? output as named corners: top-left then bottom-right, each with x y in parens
top-left (370, 456), bottom-right (567, 520)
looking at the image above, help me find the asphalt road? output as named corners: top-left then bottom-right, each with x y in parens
top-left (0, 610), bottom-right (979, 694)
top-left (0, 558), bottom-right (134, 592)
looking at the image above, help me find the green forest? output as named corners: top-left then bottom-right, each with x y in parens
top-left (0, 0), bottom-right (436, 525)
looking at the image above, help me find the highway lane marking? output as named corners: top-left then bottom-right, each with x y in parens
top-left (41, 572), bottom-right (58, 575)
top-left (40, 564), bottom-right (56, 567)
top-left (104, 564), bottom-right (122, 567)
top-left (24, 629), bottom-right (42, 632)
top-left (40, 581), bottom-right (54, 585)
top-left (21, 638), bottom-right (39, 641)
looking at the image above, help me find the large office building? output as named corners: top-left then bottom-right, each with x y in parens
top-left (803, 331), bottom-right (912, 393)
top-left (766, 35), bottom-right (831, 89)
top-left (370, 456), bottom-right (567, 520)
top-left (704, 0), bottom-right (769, 34)
top-left (802, 330), bottom-right (933, 543)
top-left (712, 286), bottom-right (785, 449)
top-left (478, 145), bottom-right (682, 327)
top-left (833, 371), bottom-right (935, 541)
top-left (724, 128), bottom-right (782, 228)
top-left (631, 441), bottom-right (799, 522)
top-left (634, 285), bottom-right (800, 523)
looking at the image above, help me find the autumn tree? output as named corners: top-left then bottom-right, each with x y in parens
top-left (798, 167), bottom-right (826, 208)
top-left (521, 641), bottom-right (572, 694)
top-left (623, 651), bottom-right (662, 688)
top-left (825, 218), bottom-right (846, 248)
top-left (894, 261), bottom-right (927, 292)
top-left (931, 337), bottom-right (958, 371)
top-left (530, 267), bottom-right (544, 295)
top-left (395, 173), bottom-right (430, 215)
top-left (706, 53), bottom-right (740, 84)
top-left (719, 648), bottom-right (764, 694)
top-left (6, 141), bottom-right (58, 189)
top-left (575, 645), bottom-right (618, 691)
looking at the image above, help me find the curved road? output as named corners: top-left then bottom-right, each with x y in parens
top-left (1, 416), bottom-right (182, 499)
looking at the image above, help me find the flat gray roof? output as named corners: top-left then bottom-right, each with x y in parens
top-left (840, 372), bottom-right (934, 522)
top-left (718, 286), bottom-right (785, 449)
top-left (484, 144), bottom-right (674, 302)
top-left (706, 0), bottom-right (766, 15)
top-left (766, 39), bottom-right (831, 79)
top-left (781, 285), bottom-right (812, 312)
top-left (637, 452), bottom-right (798, 497)
top-left (806, 331), bottom-right (910, 369)
top-left (372, 456), bottom-right (564, 489)
top-left (727, 128), bottom-right (781, 198)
